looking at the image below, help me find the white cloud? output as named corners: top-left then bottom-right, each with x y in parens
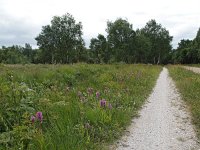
top-left (0, 0), bottom-right (200, 48)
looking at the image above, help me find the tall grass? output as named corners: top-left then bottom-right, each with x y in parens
top-left (0, 64), bottom-right (161, 149)
top-left (168, 65), bottom-right (200, 139)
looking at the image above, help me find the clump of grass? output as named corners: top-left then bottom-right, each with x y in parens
top-left (0, 64), bottom-right (161, 149)
top-left (168, 65), bottom-right (200, 138)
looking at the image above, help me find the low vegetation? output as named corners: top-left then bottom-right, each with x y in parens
top-left (168, 66), bottom-right (200, 138)
top-left (186, 64), bottom-right (200, 67)
top-left (0, 64), bottom-right (161, 149)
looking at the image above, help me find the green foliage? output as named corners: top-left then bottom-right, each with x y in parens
top-left (89, 34), bottom-right (109, 63)
top-left (141, 19), bottom-right (173, 64)
top-left (35, 13), bottom-right (85, 64)
top-left (0, 45), bottom-right (30, 64)
top-left (106, 18), bottom-right (136, 63)
top-left (0, 73), bottom-right (39, 149)
top-left (0, 64), bottom-right (161, 149)
top-left (134, 30), bottom-right (152, 63)
top-left (89, 18), bottom-right (173, 64)
top-left (0, 13), bottom-right (179, 64)
top-left (172, 28), bottom-right (200, 64)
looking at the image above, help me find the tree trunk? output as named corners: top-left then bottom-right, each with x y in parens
top-left (157, 53), bottom-right (160, 64)
top-left (51, 51), bottom-right (54, 64)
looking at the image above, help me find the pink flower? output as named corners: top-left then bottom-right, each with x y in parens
top-left (96, 91), bottom-right (100, 99)
top-left (36, 112), bottom-right (43, 123)
top-left (30, 115), bottom-right (35, 123)
top-left (100, 99), bottom-right (106, 107)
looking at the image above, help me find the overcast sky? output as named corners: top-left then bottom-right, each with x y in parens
top-left (0, 0), bottom-right (200, 48)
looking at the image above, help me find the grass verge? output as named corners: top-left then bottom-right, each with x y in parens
top-left (0, 64), bottom-right (161, 149)
top-left (168, 65), bottom-right (200, 139)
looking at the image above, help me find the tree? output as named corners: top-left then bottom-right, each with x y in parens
top-left (134, 29), bottom-right (152, 63)
top-left (106, 18), bottom-right (136, 63)
top-left (141, 19), bottom-right (173, 64)
top-left (172, 36), bottom-right (200, 64)
top-left (0, 45), bottom-right (29, 64)
top-left (35, 13), bottom-right (85, 64)
top-left (23, 43), bottom-right (33, 62)
top-left (89, 34), bottom-right (108, 63)
top-left (194, 28), bottom-right (200, 48)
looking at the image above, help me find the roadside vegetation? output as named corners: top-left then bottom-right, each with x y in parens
top-left (186, 64), bottom-right (200, 67)
top-left (0, 64), bottom-right (161, 149)
top-left (168, 66), bottom-right (200, 138)
top-left (1, 11), bottom-right (200, 149)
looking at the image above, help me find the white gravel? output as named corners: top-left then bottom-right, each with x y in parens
top-left (114, 68), bottom-right (199, 150)
top-left (183, 66), bottom-right (200, 74)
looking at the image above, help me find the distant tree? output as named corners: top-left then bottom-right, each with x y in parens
top-left (0, 45), bottom-right (29, 64)
top-left (106, 18), bottom-right (136, 63)
top-left (171, 38), bottom-right (200, 64)
top-left (134, 30), bottom-right (152, 63)
top-left (35, 13), bottom-right (85, 63)
top-left (177, 39), bottom-right (193, 50)
top-left (141, 19), bottom-right (173, 64)
top-left (194, 28), bottom-right (200, 48)
top-left (23, 43), bottom-right (33, 62)
top-left (89, 34), bottom-right (108, 63)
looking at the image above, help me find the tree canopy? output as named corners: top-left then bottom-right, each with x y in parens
top-left (141, 19), bottom-right (173, 64)
top-left (35, 13), bottom-right (84, 64)
top-left (170, 28), bottom-right (200, 64)
top-left (106, 18), bottom-right (136, 63)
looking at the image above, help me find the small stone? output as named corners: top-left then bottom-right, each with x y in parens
top-left (122, 143), bottom-right (129, 147)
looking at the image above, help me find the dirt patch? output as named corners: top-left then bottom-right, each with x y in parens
top-left (183, 66), bottom-right (200, 74)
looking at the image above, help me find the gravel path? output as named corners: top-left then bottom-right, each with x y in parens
top-left (114, 68), bottom-right (199, 150)
top-left (183, 66), bottom-right (200, 74)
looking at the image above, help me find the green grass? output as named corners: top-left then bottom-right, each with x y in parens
top-left (168, 65), bottom-right (200, 139)
top-left (185, 64), bottom-right (200, 67)
top-left (0, 64), bottom-right (161, 149)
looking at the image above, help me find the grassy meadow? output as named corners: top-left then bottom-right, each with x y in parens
top-left (168, 65), bottom-right (200, 138)
top-left (0, 64), bottom-right (161, 149)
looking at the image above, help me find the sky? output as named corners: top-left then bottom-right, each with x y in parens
top-left (0, 0), bottom-right (200, 49)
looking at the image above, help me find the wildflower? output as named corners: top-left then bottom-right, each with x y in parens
top-left (96, 91), bottom-right (100, 99)
top-left (36, 111), bottom-right (43, 123)
top-left (100, 99), bottom-right (106, 107)
top-left (108, 103), bottom-right (112, 109)
top-left (87, 88), bottom-right (93, 95)
top-left (30, 115), bottom-right (35, 123)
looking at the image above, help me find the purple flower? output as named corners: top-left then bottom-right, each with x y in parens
top-left (96, 91), bottom-right (100, 99)
top-left (36, 112), bottom-right (43, 123)
top-left (108, 103), bottom-right (112, 109)
top-left (100, 99), bottom-right (106, 107)
top-left (30, 115), bottom-right (35, 123)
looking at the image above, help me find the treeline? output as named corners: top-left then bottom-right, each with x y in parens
top-left (171, 28), bottom-right (200, 64)
top-left (0, 13), bottom-right (199, 64)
